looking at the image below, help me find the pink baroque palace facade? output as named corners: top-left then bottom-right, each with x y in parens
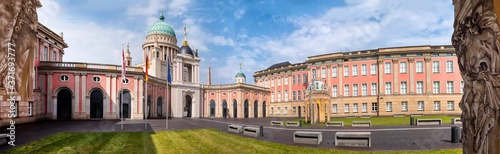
top-left (254, 45), bottom-right (464, 118)
top-left (0, 13), bottom-right (271, 126)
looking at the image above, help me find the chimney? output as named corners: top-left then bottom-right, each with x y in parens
top-left (207, 66), bottom-right (211, 85)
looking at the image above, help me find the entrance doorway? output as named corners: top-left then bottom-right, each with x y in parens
top-left (90, 90), bottom-right (103, 119)
top-left (298, 106), bottom-right (302, 117)
top-left (57, 89), bottom-right (72, 120)
top-left (222, 100), bottom-right (228, 118)
top-left (254, 101), bottom-right (258, 118)
top-left (262, 101), bottom-right (266, 118)
top-left (119, 91), bottom-right (131, 119)
top-left (244, 100), bottom-right (249, 118)
top-left (157, 97), bottom-right (163, 117)
top-left (185, 95), bottom-right (192, 117)
top-left (233, 99), bottom-right (237, 118)
top-left (209, 99), bottom-right (215, 117)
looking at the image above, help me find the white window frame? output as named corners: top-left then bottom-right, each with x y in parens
top-left (344, 84), bottom-right (349, 97)
top-left (434, 101), bottom-right (441, 111)
top-left (446, 61), bottom-right (453, 73)
top-left (271, 107), bottom-right (274, 115)
top-left (344, 104), bottom-right (349, 113)
top-left (418, 101), bottom-right (425, 111)
top-left (353, 84), bottom-right (358, 96)
top-left (277, 91), bottom-right (281, 102)
top-left (332, 104), bottom-right (338, 113)
top-left (401, 101), bottom-right (408, 111)
top-left (386, 102), bottom-right (392, 112)
top-left (362, 83), bottom-right (367, 96)
top-left (284, 77), bottom-right (288, 85)
top-left (52, 50), bottom-right (57, 61)
top-left (417, 81), bottom-right (424, 94)
top-left (278, 78), bottom-right (281, 86)
top-left (447, 81), bottom-right (454, 94)
top-left (28, 101), bottom-right (33, 116)
top-left (344, 66), bottom-right (349, 77)
top-left (292, 91), bottom-right (296, 101)
top-left (321, 68), bottom-right (326, 78)
top-left (43, 46), bottom-right (48, 61)
top-left (371, 83), bottom-right (377, 95)
top-left (447, 101), bottom-right (455, 111)
top-left (371, 64), bottom-right (376, 75)
top-left (292, 76), bottom-right (295, 85)
top-left (352, 65), bottom-right (358, 76)
top-left (312, 69), bottom-right (317, 79)
top-left (277, 107), bottom-right (281, 115)
top-left (432, 61), bottom-right (440, 73)
top-left (385, 62), bottom-right (391, 74)
top-left (297, 90), bottom-right (301, 100)
top-left (332, 66), bottom-right (337, 77)
top-left (332, 85), bottom-right (338, 97)
top-left (460, 81), bottom-right (464, 93)
top-left (371, 103), bottom-right (378, 112)
top-left (353, 103), bottom-right (358, 113)
top-left (416, 61), bottom-right (423, 73)
top-left (271, 92), bottom-right (275, 102)
top-left (284, 90), bottom-right (289, 101)
top-left (361, 64), bottom-right (367, 76)
top-left (400, 82), bottom-right (407, 94)
top-left (433, 81), bottom-right (440, 94)
top-left (284, 107), bottom-right (288, 115)
top-left (362, 103), bottom-right (367, 112)
top-left (271, 78), bottom-right (274, 87)
top-left (400, 62), bottom-right (407, 73)
top-left (385, 82), bottom-right (392, 95)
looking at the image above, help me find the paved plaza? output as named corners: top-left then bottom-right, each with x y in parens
top-left (0, 118), bottom-right (461, 152)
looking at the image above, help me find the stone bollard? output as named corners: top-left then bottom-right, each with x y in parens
top-left (299, 120), bottom-right (303, 127)
top-left (259, 126), bottom-right (264, 137)
top-left (410, 117), bottom-right (415, 125)
top-left (451, 126), bottom-right (461, 143)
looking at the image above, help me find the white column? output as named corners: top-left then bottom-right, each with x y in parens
top-left (81, 73), bottom-right (87, 113)
top-left (74, 73), bottom-right (80, 113)
top-left (111, 75), bottom-right (117, 118)
top-left (139, 78), bottom-right (144, 115)
top-left (105, 75), bottom-right (111, 117)
top-left (47, 73), bottom-right (53, 117)
top-left (133, 77), bottom-right (138, 115)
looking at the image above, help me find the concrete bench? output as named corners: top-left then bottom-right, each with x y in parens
top-left (346, 116), bottom-right (356, 118)
top-left (228, 124), bottom-right (243, 133)
top-left (452, 118), bottom-right (462, 125)
top-left (416, 118), bottom-right (442, 125)
top-left (393, 114), bottom-right (405, 117)
top-left (271, 121), bottom-right (284, 126)
top-left (352, 121), bottom-right (371, 127)
top-left (0, 134), bottom-right (8, 145)
top-left (326, 121), bottom-right (344, 127)
top-left (243, 126), bottom-right (260, 137)
top-left (286, 121), bottom-right (300, 127)
top-left (361, 115), bottom-right (371, 118)
top-left (410, 114), bottom-right (424, 117)
top-left (293, 131), bottom-right (322, 145)
top-left (335, 132), bottom-right (371, 147)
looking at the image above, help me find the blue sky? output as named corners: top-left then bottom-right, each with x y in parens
top-left (37, 0), bottom-right (454, 85)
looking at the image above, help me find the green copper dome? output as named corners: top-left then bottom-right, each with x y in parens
top-left (235, 72), bottom-right (246, 78)
top-left (147, 13), bottom-right (176, 37)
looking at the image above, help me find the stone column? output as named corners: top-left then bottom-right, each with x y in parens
top-left (46, 72), bottom-right (53, 118)
top-left (452, 0), bottom-right (500, 153)
top-left (338, 63), bottom-right (343, 97)
top-left (74, 73), bottom-right (80, 114)
top-left (377, 59), bottom-right (384, 95)
top-left (81, 73), bottom-right (87, 114)
top-left (408, 58), bottom-right (415, 94)
top-left (105, 74), bottom-right (111, 117)
top-left (392, 58), bottom-right (399, 94)
top-left (424, 57), bottom-right (432, 94)
top-left (138, 78), bottom-right (144, 115)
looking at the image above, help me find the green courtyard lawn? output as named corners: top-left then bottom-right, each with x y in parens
top-left (297, 115), bottom-right (460, 127)
top-left (6, 128), bottom-right (460, 154)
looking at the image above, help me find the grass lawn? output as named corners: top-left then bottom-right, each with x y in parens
top-left (6, 128), bottom-right (460, 154)
top-left (297, 115), bottom-right (460, 127)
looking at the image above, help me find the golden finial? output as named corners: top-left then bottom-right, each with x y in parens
top-left (240, 62), bottom-right (242, 71)
top-left (182, 26), bottom-right (189, 46)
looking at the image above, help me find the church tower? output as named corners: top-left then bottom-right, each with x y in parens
top-left (235, 63), bottom-right (246, 84)
top-left (125, 44), bottom-right (132, 66)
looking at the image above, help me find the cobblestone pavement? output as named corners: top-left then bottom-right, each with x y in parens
top-left (0, 118), bottom-right (462, 152)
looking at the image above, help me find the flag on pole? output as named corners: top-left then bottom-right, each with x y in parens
top-left (121, 47), bottom-right (126, 79)
top-left (145, 55), bottom-right (149, 82)
top-left (167, 56), bottom-right (172, 84)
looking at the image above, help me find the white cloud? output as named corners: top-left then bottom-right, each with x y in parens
top-left (167, 0), bottom-right (192, 17)
top-left (234, 9), bottom-right (246, 20)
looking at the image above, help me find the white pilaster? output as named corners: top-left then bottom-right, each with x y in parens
top-left (105, 75), bottom-right (111, 116)
top-left (81, 73), bottom-right (87, 113)
top-left (111, 75), bottom-right (117, 117)
top-left (74, 73), bottom-right (80, 113)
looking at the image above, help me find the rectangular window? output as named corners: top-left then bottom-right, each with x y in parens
top-left (446, 61), bottom-right (453, 73)
top-left (284, 107), bottom-right (288, 115)
top-left (332, 104), bottom-right (338, 114)
top-left (385, 62), bottom-right (391, 74)
top-left (284, 77), bottom-right (288, 85)
top-left (371, 64), bottom-right (377, 75)
top-left (417, 81), bottom-right (424, 94)
top-left (371, 83), bottom-right (377, 95)
top-left (278, 91), bottom-right (281, 102)
top-left (344, 66), bottom-right (349, 77)
top-left (385, 82), bottom-right (392, 94)
top-left (353, 103), bottom-right (358, 113)
top-left (460, 81), bottom-right (464, 93)
top-left (372, 103), bottom-right (378, 112)
top-left (344, 104), bottom-right (349, 113)
top-left (29, 101), bottom-right (33, 116)
top-left (447, 81), bottom-right (454, 93)
top-left (362, 103), bottom-right (367, 112)
top-left (303, 74), bottom-right (307, 83)
top-left (292, 75), bottom-right (296, 84)
top-left (321, 68), bottom-right (326, 78)
top-left (361, 64), bottom-right (367, 75)
top-left (332, 66), bottom-right (337, 77)
top-left (284, 91), bottom-right (289, 101)
top-left (352, 65), bottom-right (358, 76)
top-left (292, 91), bottom-right (296, 101)
top-left (353, 84), bottom-right (358, 96)
top-left (277, 107), bottom-right (281, 115)
top-left (52, 51), bottom-right (57, 61)
top-left (278, 78), bottom-right (281, 86)
top-left (418, 101), bottom-right (425, 111)
top-left (434, 101), bottom-right (441, 111)
top-left (433, 61), bottom-right (440, 73)
top-left (362, 83), bottom-right (367, 96)
top-left (43, 46), bottom-right (48, 61)
top-left (293, 107), bottom-right (296, 115)
top-left (416, 61), bottom-right (423, 73)
top-left (344, 84), bottom-right (349, 97)
top-left (433, 81), bottom-right (440, 94)
top-left (400, 82), bottom-right (407, 94)
top-left (447, 101), bottom-right (455, 111)
top-left (401, 101), bottom-right (408, 111)
top-left (312, 69), bottom-right (316, 79)
top-left (332, 85), bottom-right (338, 97)
top-left (400, 62), bottom-right (407, 73)
top-left (271, 107), bottom-right (274, 115)
top-left (297, 75), bottom-right (301, 84)
top-left (271, 92), bottom-right (275, 102)
top-left (386, 102), bottom-right (392, 111)
top-left (297, 90), bottom-right (301, 100)
top-left (271, 79), bottom-right (274, 87)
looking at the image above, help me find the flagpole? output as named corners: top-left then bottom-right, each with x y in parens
top-left (166, 81), bottom-right (169, 130)
top-left (121, 44), bottom-right (124, 130)
top-left (145, 80), bottom-right (148, 130)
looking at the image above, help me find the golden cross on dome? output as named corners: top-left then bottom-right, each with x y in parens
top-left (240, 62), bottom-right (242, 70)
